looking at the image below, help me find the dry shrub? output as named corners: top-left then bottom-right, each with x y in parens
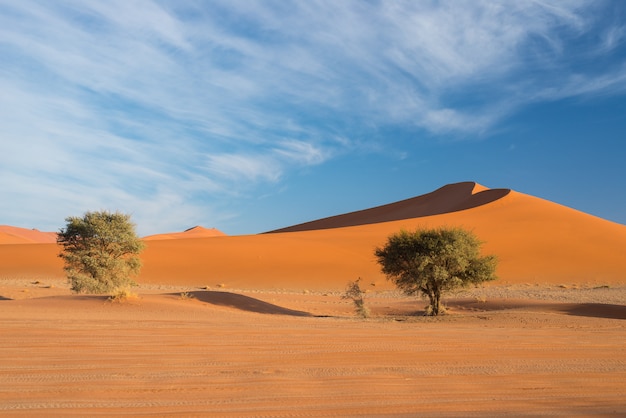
top-left (424, 304), bottom-right (447, 316)
top-left (342, 278), bottom-right (370, 318)
top-left (108, 288), bottom-right (138, 303)
top-left (179, 291), bottom-right (195, 300)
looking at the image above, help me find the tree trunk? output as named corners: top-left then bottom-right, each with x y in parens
top-left (425, 289), bottom-right (442, 316)
top-left (432, 291), bottom-right (441, 316)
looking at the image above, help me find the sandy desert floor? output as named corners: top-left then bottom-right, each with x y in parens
top-left (1, 279), bottom-right (624, 417)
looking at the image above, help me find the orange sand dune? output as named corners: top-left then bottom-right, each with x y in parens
top-left (0, 243), bottom-right (63, 279)
top-left (0, 225), bottom-right (57, 244)
top-left (0, 182), bottom-right (624, 289)
top-left (137, 187), bottom-right (625, 289)
top-left (143, 225), bottom-right (226, 240)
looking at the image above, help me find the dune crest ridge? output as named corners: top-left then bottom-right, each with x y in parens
top-left (266, 181), bottom-right (510, 233)
top-left (0, 225), bottom-right (57, 244)
top-left (143, 226), bottom-right (226, 241)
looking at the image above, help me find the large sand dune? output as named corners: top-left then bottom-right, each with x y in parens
top-left (0, 181), bottom-right (624, 289)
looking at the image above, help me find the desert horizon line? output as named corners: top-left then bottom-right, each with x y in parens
top-left (1, 180), bottom-right (625, 244)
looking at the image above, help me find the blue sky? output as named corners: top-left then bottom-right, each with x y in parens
top-left (1, 0), bottom-right (625, 236)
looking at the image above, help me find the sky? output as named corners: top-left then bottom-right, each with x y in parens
top-left (1, 0), bottom-right (625, 236)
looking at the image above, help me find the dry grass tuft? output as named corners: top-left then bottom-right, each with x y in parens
top-left (179, 291), bottom-right (195, 300)
top-left (109, 288), bottom-right (139, 303)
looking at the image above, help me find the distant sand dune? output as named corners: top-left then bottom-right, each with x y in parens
top-left (0, 225), bottom-right (57, 244)
top-left (143, 225), bottom-right (226, 240)
top-left (0, 242), bottom-right (63, 279)
top-left (1, 182), bottom-right (624, 289)
top-left (137, 184), bottom-right (625, 289)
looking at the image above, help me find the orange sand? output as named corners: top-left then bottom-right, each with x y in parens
top-left (0, 282), bottom-right (624, 416)
top-left (143, 225), bottom-right (226, 241)
top-left (0, 225), bottom-right (57, 245)
top-left (1, 182), bottom-right (625, 416)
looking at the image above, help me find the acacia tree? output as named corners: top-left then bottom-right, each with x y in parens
top-left (374, 227), bottom-right (497, 316)
top-left (57, 211), bottom-right (145, 294)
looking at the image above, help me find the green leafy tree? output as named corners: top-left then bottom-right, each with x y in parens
top-left (374, 227), bottom-right (497, 316)
top-left (57, 211), bottom-right (145, 294)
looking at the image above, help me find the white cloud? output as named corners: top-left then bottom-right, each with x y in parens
top-left (274, 140), bottom-right (328, 166)
top-left (601, 25), bottom-right (626, 52)
top-left (0, 0), bottom-right (624, 233)
top-left (421, 108), bottom-right (498, 136)
top-left (205, 153), bottom-right (281, 184)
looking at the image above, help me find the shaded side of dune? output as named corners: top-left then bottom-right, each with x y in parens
top-left (190, 291), bottom-right (312, 316)
top-left (265, 181), bottom-right (510, 233)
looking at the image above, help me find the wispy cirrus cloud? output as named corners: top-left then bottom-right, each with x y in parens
top-left (0, 0), bottom-right (624, 234)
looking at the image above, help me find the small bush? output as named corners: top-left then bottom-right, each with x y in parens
top-left (342, 278), bottom-right (370, 318)
top-left (474, 295), bottom-right (487, 303)
top-left (179, 291), bottom-right (195, 300)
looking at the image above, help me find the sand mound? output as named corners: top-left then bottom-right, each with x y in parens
top-left (143, 226), bottom-right (226, 240)
top-left (0, 226), bottom-right (57, 244)
top-left (266, 181), bottom-right (510, 232)
top-left (189, 291), bottom-right (313, 316)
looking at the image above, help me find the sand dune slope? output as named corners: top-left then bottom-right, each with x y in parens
top-left (1, 182), bottom-right (624, 289)
top-left (0, 243), bottom-right (63, 279)
top-left (143, 225), bottom-right (226, 240)
top-left (0, 226), bottom-right (57, 244)
top-left (138, 182), bottom-right (625, 289)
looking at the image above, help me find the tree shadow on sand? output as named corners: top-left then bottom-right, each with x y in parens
top-left (448, 299), bottom-right (626, 320)
top-left (189, 291), bottom-right (313, 317)
top-left (557, 303), bottom-right (626, 320)
top-left (0, 295), bottom-right (12, 301)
